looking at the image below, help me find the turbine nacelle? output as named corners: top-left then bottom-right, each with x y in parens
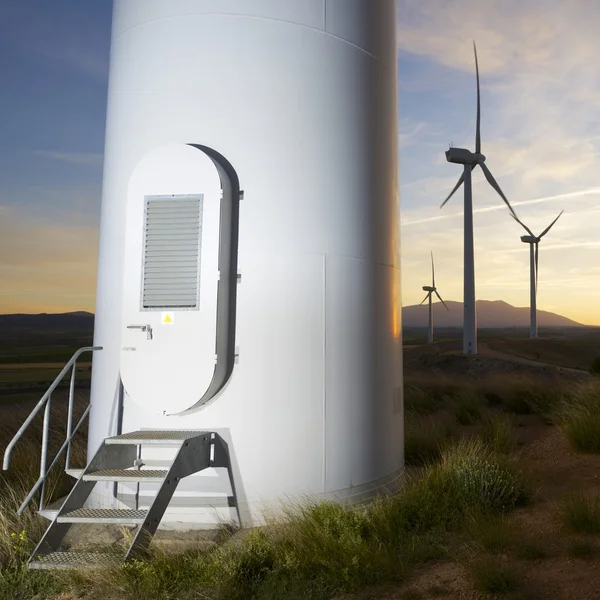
top-left (445, 147), bottom-right (485, 165)
top-left (520, 235), bottom-right (537, 244)
top-left (422, 285), bottom-right (435, 292)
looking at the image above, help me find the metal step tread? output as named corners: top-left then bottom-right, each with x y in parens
top-left (106, 430), bottom-right (211, 445)
top-left (57, 508), bottom-right (147, 524)
top-left (66, 468), bottom-right (85, 479)
top-left (29, 551), bottom-right (122, 570)
top-left (83, 469), bottom-right (168, 482)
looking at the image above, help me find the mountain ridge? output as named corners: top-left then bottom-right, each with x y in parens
top-left (402, 299), bottom-right (585, 328)
top-left (0, 302), bottom-right (590, 330)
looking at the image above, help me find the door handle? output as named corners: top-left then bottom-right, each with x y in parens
top-left (127, 324), bottom-right (153, 340)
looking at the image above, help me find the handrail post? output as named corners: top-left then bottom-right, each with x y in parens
top-left (2, 345), bottom-right (103, 516)
top-left (39, 396), bottom-right (52, 511)
top-left (65, 361), bottom-right (77, 471)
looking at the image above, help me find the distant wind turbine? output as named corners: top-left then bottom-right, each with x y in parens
top-left (420, 252), bottom-right (449, 343)
top-left (510, 210), bottom-right (564, 339)
top-left (440, 41), bottom-right (518, 356)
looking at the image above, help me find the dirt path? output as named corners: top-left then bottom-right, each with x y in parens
top-left (477, 341), bottom-right (591, 377)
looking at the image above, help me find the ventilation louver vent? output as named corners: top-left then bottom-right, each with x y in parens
top-left (141, 195), bottom-right (203, 310)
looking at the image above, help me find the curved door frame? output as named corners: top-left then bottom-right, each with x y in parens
top-left (183, 144), bottom-right (241, 411)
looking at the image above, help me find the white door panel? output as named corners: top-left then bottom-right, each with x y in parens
top-left (121, 144), bottom-right (221, 415)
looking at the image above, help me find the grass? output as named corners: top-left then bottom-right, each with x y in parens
top-left (468, 556), bottom-right (523, 595)
top-left (514, 538), bottom-right (548, 561)
top-left (1, 368), bottom-right (598, 599)
top-left (404, 414), bottom-right (452, 466)
top-left (560, 491), bottom-right (600, 534)
top-left (555, 382), bottom-right (600, 452)
top-left (464, 513), bottom-right (515, 555)
top-left (0, 367), bottom-right (91, 384)
top-left (0, 399), bottom-right (530, 600)
top-left (486, 337), bottom-right (600, 371)
top-left (567, 538), bottom-right (595, 559)
top-left (451, 392), bottom-right (482, 425)
top-left (405, 373), bottom-right (573, 424)
top-left (480, 412), bottom-right (517, 454)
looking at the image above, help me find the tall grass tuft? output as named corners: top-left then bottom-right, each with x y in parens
top-left (560, 491), bottom-right (600, 534)
top-left (555, 382), bottom-right (600, 452)
top-left (451, 392), bottom-right (482, 425)
top-left (468, 556), bottom-right (522, 595)
top-left (480, 413), bottom-right (517, 454)
top-left (404, 414), bottom-right (452, 466)
top-left (464, 512), bottom-right (515, 555)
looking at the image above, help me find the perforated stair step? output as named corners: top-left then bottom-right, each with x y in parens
top-left (105, 430), bottom-right (210, 445)
top-left (83, 469), bottom-right (168, 483)
top-left (29, 551), bottom-right (122, 570)
top-left (26, 428), bottom-right (216, 570)
top-left (57, 508), bottom-right (147, 524)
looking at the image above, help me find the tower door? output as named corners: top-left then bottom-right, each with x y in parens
top-left (120, 144), bottom-right (239, 415)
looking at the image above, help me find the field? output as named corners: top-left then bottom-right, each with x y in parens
top-left (1, 326), bottom-right (600, 598)
top-left (0, 326), bottom-right (93, 406)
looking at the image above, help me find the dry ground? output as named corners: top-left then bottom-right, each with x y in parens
top-left (337, 342), bottom-right (600, 600)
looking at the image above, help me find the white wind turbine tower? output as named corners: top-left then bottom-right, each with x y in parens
top-left (510, 210), bottom-right (564, 339)
top-left (441, 41), bottom-right (519, 356)
top-left (420, 251), bottom-right (449, 343)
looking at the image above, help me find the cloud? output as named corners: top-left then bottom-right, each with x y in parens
top-left (35, 150), bottom-right (104, 166)
top-left (401, 186), bottom-right (600, 227)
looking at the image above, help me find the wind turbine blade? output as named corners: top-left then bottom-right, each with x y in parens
top-left (535, 242), bottom-right (539, 299)
top-left (478, 160), bottom-right (518, 218)
top-left (419, 292), bottom-right (430, 306)
top-left (538, 209), bottom-right (564, 239)
top-left (440, 172), bottom-right (466, 209)
top-left (474, 41), bottom-right (481, 154)
top-left (431, 251), bottom-right (435, 287)
top-left (509, 213), bottom-right (535, 237)
top-left (435, 290), bottom-right (449, 311)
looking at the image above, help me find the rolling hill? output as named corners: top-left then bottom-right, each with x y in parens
top-left (402, 299), bottom-right (583, 328)
top-left (0, 302), bottom-right (587, 333)
top-left (0, 312), bottom-right (94, 333)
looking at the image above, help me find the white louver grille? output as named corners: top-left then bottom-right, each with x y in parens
top-left (141, 195), bottom-right (203, 310)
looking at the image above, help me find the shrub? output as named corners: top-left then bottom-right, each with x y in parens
top-left (383, 438), bottom-right (528, 536)
top-left (589, 356), bottom-right (600, 376)
top-left (441, 438), bottom-right (528, 515)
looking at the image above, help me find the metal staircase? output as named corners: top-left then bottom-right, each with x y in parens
top-left (2, 346), bottom-right (241, 570)
top-left (28, 429), bottom-right (213, 570)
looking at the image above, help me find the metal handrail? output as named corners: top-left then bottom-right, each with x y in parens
top-left (2, 346), bottom-right (103, 514)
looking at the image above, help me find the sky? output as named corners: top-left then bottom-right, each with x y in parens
top-left (0, 1), bottom-right (598, 325)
